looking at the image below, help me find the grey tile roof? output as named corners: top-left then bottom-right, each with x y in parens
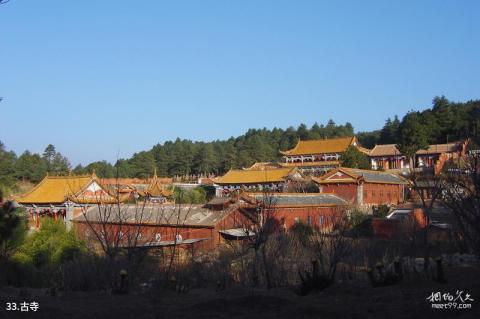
top-left (348, 169), bottom-right (407, 184)
top-left (250, 193), bottom-right (348, 206)
top-left (74, 204), bottom-right (229, 227)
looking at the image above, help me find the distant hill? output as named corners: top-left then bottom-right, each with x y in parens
top-left (1, 96), bottom-right (480, 189)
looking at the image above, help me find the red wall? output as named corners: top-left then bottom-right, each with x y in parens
top-left (273, 206), bottom-right (345, 230)
top-left (363, 183), bottom-right (404, 205)
top-left (320, 183), bottom-right (357, 204)
top-left (321, 182), bottom-right (405, 205)
top-left (372, 209), bottom-right (426, 238)
top-left (74, 222), bottom-right (216, 251)
top-left (73, 205), bottom-right (348, 252)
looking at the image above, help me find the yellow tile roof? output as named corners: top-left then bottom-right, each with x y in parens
top-left (216, 167), bottom-right (296, 184)
top-left (280, 136), bottom-right (356, 156)
top-left (369, 144), bottom-right (401, 156)
top-left (17, 175), bottom-right (95, 204)
top-left (243, 162), bottom-right (285, 170)
top-left (144, 172), bottom-right (173, 197)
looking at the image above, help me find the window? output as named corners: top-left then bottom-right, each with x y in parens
top-left (364, 191), bottom-right (368, 199)
top-left (175, 234), bottom-right (183, 243)
top-left (372, 190), bottom-right (376, 197)
top-left (307, 216), bottom-right (312, 225)
top-left (318, 215), bottom-right (324, 226)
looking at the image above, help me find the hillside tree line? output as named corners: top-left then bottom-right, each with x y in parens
top-left (1, 96), bottom-right (480, 193)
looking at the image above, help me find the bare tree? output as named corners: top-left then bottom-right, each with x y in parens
top-left (442, 152), bottom-right (480, 256)
top-left (239, 191), bottom-right (280, 289)
top-left (71, 173), bottom-right (196, 291)
top-left (296, 212), bottom-right (354, 294)
top-left (407, 168), bottom-right (444, 271)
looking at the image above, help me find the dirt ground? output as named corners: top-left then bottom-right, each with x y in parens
top-left (0, 265), bottom-right (479, 319)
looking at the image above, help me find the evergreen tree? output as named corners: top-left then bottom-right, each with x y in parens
top-left (51, 153), bottom-right (71, 175)
top-left (221, 141), bottom-right (237, 172)
top-left (396, 112), bottom-right (429, 162)
top-left (84, 161), bottom-right (115, 178)
top-left (193, 143), bottom-right (216, 174)
top-left (72, 164), bottom-right (86, 175)
top-left (15, 151), bottom-right (46, 182)
top-left (42, 144), bottom-right (70, 175)
top-left (341, 146), bottom-right (370, 169)
top-left (297, 123), bottom-right (309, 140)
top-left (0, 142), bottom-right (17, 191)
top-left (0, 190), bottom-right (23, 252)
top-left (129, 151), bottom-right (156, 178)
top-left (42, 144), bottom-right (56, 172)
top-left (379, 116), bottom-right (400, 144)
top-left (114, 159), bottom-right (132, 178)
top-left (325, 119), bottom-right (336, 137)
top-left (356, 130), bottom-right (381, 149)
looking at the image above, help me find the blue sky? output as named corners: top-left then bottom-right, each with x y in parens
top-left (0, 1), bottom-right (479, 166)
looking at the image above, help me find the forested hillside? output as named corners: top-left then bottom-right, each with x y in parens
top-left (1, 96), bottom-right (479, 193)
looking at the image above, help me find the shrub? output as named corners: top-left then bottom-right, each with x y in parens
top-left (374, 204), bottom-right (390, 218)
top-left (290, 222), bottom-right (314, 246)
top-left (17, 219), bottom-right (85, 268)
top-left (173, 187), bottom-right (207, 204)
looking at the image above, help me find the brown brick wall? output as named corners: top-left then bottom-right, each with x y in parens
top-left (321, 182), bottom-right (405, 205)
top-left (363, 183), bottom-right (404, 205)
top-left (320, 183), bottom-right (358, 204)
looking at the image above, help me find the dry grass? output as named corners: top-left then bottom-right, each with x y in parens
top-left (0, 265), bottom-right (478, 319)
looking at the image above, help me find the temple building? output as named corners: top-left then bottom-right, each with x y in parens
top-left (73, 192), bottom-right (351, 253)
top-left (214, 167), bottom-right (303, 196)
top-left (280, 136), bottom-right (369, 175)
top-left (16, 173), bottom-right (118, 229)
top-left (241, 193), bottom-right (348, 230)
top-left (369, 144), bottom-right (408, 171)
top-left (100, 174), bottom-right (173, 201)
top-left (314, 167), bottom-right (408, 206)
top-left (415, 141), bottom-right (468, 174)
top-left (73, 203), bottom-right (243, 253)
top-left (138, 170), bottom-right (174, 203)
top-left (369, 140), bottom-right (468, 174)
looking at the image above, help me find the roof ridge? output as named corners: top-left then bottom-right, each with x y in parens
top-left (46, 174), bottom-right (92, 179)
top-left (247, 192), bottom-right (340, 196)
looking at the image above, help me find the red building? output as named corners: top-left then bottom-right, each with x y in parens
top-left (73, 192), bottom-right (349, 253)
top-left (314, 167), bottom-right (408, 206)
top-left (279, 136), bottom-right (370, 175)
top-left (73, 202), bottom-right (248, 252)
top-left (214, 167), bottom-right (304, 196)
top-left (16, 173), bottom-right (119, 230)
top-left (369, 140), bottom-right (468, 174)
top-left (240, 193), bottom-right (348, 230)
